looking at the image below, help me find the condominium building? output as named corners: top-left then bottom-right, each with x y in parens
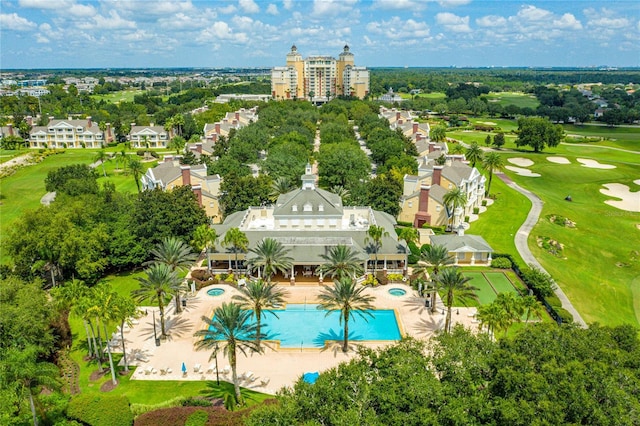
top-left (271, 45), bottom-right (369, 101)
top-left (29, 116), bottom-right (106, 148)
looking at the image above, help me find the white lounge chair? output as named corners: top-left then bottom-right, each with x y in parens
top-left (193, 363), bottom-right (202, 373)
top-left (166, 368), bottom-right (172, 374)
top-left (206, 364), bottom-right (216, 374)
top-left (260, 378), bottom-right (270, 387)
top-left (222, 365), bottom-right (231, 375)
top-left (145, 366), bottom-right (153, 375)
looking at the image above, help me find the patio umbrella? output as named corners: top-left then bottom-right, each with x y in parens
top-left (181, 362), bottom-right (187, 374)
top-left (302, 372), bottom-right (319, 384)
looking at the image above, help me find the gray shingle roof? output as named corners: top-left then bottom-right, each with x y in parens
top-left (429, 235), bottom-right (493, 253)
top-left (274, 187), bottom-right (343, 217)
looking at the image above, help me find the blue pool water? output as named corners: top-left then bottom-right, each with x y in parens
top-left (212, 304), bottom-right (401, 348)
top-left (388, 288), bottom-right (407, 296)
top-left (207, 288), bottom-right (225, 296)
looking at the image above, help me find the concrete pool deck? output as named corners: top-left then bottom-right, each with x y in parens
top-left (116, 283), bottom-right (482, 394)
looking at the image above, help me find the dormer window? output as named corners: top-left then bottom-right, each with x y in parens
top-left (292, 204), bottom-right (298, 212)
top-left (318, 204), bottom-right (324, 212)
top-left (303, 203), bottom-right (312, 212)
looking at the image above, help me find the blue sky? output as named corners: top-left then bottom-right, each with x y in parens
top-left (1, 0), bottom-right (638, 69)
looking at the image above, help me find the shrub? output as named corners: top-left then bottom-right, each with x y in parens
top-left (473, 207), bottom-right (480, 214)
top-left (363, 274), bottom-right (378, 287)
top-left (408, 254), bottom-right (419, 265)
top-left (520, 266), bottom-right (556, 297)
top-left (181, 397), bottom-right (212, 407)
top-left (407, 241), bottom-right (420, 256)
top-left (464, 215), bottom-right (470, 223)
top-left (67, 394), bottom-right (133, 426)
top-left (396, 220), bottom-right (413, 227)
top-left (185, 410), bottom-right (208, 426)
top-left (387, 273), bottom-right (404, 282)
top-left (545, 293), bottom-right (562, 308)
top-left (555, 307), bottom-right (574, 324)
top-left (481, 200), bottom-right (487, 206)
top-left (491, 257), bottom-right (512, 269)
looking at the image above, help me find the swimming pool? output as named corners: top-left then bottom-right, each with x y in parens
top-left (211, 304), bottom-right (401, 348)
top-left (207, 288), bottom-right (225, 297)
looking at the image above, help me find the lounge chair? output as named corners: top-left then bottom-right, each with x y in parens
top-left (145, 366), bottom-right (153, 375)
top-left (193, 363), bottom-right (202, 373)
top-left (206, 364), bottom-right (216, 374)
top-left (260, 378), bottom-right (270, 387)
top-left (166, 368), bottom-right (172, 374)
top-left (160, 368), bottom-right (167, 375)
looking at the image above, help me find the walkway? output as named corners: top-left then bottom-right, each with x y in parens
top-left (497, 173), bottom-right (587, 327)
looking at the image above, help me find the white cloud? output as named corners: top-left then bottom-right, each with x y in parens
top-left (157, 12), bottom-right (212, 30)
top-left (312, 0), bottom-right (358, 17)
top-left (36, 34), bottom-right (49, 43)
top-left (476, 15), bottom-right (506, 28)
top-left (436, 0), bottom-right (472, 6)
top-left (0, 12), bottom-right (37, 30)
top-left (120, 30), bottom-right (152, 42)
top-left (372, 0), bottom-right (427, 11)
top-left (436, 12), bottom-right (471, 32)
top-left (553, 13), bottom-right (582, 30)
top-left (266, 4), bottom-right (278, 15)
top-left (516, 5), bottom-right (553, 22)
top-left (197, 21), bottom-right (249, 44)
top-left (19, 0), bottom-right (74, 9)
top-left (68, 3), bottom-right (96, 17)
top-left (77, 10), bottom-right (135, 30)
top-left (219, 5), bottom-right (237, 14)
top-left (282, 0), bottom-right (293, 10)
top-left (111, 1), bottom-right (194, 16)
top-left (367, 17), bottom-right (430, 40)
top-left (239, 0), bottom-right (260, 14)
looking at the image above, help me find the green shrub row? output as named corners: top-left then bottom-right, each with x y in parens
top-left (136, 149), bottom-right (159, 158)
top-left (67, 394), bottom-right (133, 426)
top-left (491, 257), bottom-right (512, 269)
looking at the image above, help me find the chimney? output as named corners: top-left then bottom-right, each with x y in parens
top-left (434, 146), bottom-right (442, 153)
top-left (215, 123), bottom-right (220, 134)
top-left (164, 155), bottom-right (173, 163)
top-left (413, 122), bottom-right (419, 134)
top-left (232, 119), bottom-right (238, 125)
top-left (181, 165), bottom-right (191, 186)
top-left (416, 133), bottom-right (423, 142)
top-left (195, 143), bottom-right (202, 154)
top-left (396, 111), bottom-right (401, 121)
top-left (131, 123), bottom-right (136, 129)
top-left (398, 119), bottom-right (403, 125)
top-left (106, 123), bottom-right (112, 142)
top-left (428, 142), bottom-right (436, 153)
top-left (433, 166), bottom-right (443, 186)
top-left (222, 118), bottom-right (228, 124)
top-left (192, 185), bottom-right (202, 206)
top-left (413, 185), bottom-right (432, 228)
top-left (68, 116), bottom-right (72, 121)
top-left (211, 133), bottom-right (218, 142)
top-left (235, 112), bottom-right (240, 121)
top-left (7, 123), bottom-right (13, 136)
top-left (87, 116), bottom-right (92, 128)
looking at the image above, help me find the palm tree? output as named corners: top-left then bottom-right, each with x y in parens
top-left (193, 303), bottom-right (261, 407)
top-left (128, 157), bottom-right (144, 193)
top-left (110, 295), bottom-right (138, 372)
top-left (4, 346), bottom-right (60, 426)
top-left (365, 225), bottom-right (389, 275)
top-left (119, 148), bottom-right (127, 173)
top-left (521, 294), bottom-right (544, 324)
top-left (132, 263), bottom-right (179, 337)
top-left (169, 135), bottom-right (186, 154)
top-left (192, 224), bottom-right (218, 271)
top-left (413, 244), bottom-right (455, 313)
top-left (430, 125), bottom-right (447, 142)
top-left (92, 284), bottom-right (119, 385)
top-left (269, 177), bottom-right (295, 201)
top-left (146, 236), bottom-right (197, 313)
top-left (450, 143), bottom-right (465, 155)
top-left (398, 227), bottom-right (419, 247)
top-left (442, 187), bottom-right (468, 231)
top-left (476, 301), bottom-right (509, 340)
top-left (94, 149), bottom-right (108, 177)
top-left (465, 142), bottom-right (484, 168)
top-left (434, 267), bottom-right (479, 333)
top-left (316, 244), bottom-right (364, 281)
top-left (232, 279), bottom-right (288, 348)
top-left (222, 228), bottom-right (249, 278)
top-left (172, 114), bottom-right (185, 136)
top-left (482, 151), bottom-right (504, 197)
top-left (330, 185), bottom-right (350, 203)
top-left (317, 277), bottom-right (375, 352)
top-left (493, 292), bottom-right (525, 335)
top-left (246, 238), bottom-right (293, 282)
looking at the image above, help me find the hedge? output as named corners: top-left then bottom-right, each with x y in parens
top-left (554, 307), bottom-right (574, 324)
top-left (67, 394), bottom-right (133, 426)
top-left (491, 257), bottom-right (512, 269)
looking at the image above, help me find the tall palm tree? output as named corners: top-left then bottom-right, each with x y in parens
top-left (434, 267), bottom-right (479, 333)
top-left (128, 157), bottom-right (144, 193)
top-left (465, 142), bottom-right (484, 168)
top-left (482, 151), bottom-right (505, 197)
top-left (132, 263), bottom-right (179, 337)
top-left (232, 279), bottom-right (288, 348)
top-left (397, 227), bottom-right (419, 248)
top-left (4, 346), bottom-right (60, 426)
top-left (476, 301), bottom-right (509, 340)
top-left (330, 185), bottom-right (350, 204)
top-left (92, 284), bottom-right (119, 385)
top-left (146, 236), bottom-right (197, 313)
top-left (269, 177), bottom-right (295, 201)
top-left (365, 225), bottom-right (389, 275)
top-left (413, 244), bottom-right (455, 313)
top-left (192, 224), bottom-right (218, 271)
top-left (110, 294), bottom-right (138, 372)
top-left (94, 149), bottom-right (108, 177)
top-left (442, 187), bottom-right (467, 231)
top-left (491, 292), bottom-right (525, 336)
top-left (193, 303), bottom-right (261, 407)
top-left (521, 294), bottom-right (544, 324)
top-left (317, 277), bottom-right (375, 353)
top-left (429, 125), bottom-right (447, 142)
top-left (246, 238), bottom-right (293, 282)
top-left (317, 244), bottom-right (364, 281)
top-left (450, 143), bottom-right (465, 155)
top-left (222, 227), bottom-right (249, 278)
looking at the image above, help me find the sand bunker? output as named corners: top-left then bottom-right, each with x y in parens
top-left (505, 166), bottom-right (541, 177)
top-left (508, 157), bottom-right (534, 167)
top-left (600, 184), bottom-right (640, 212)
top-left (547, 156), bottom-right (571, 164)
top-left (577, 158), bottom-right (616, 169)
top-left (634, 179), bottom-right (640, 186)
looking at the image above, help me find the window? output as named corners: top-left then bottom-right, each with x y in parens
top-left (436, 206), bottom-right (441, 212)
top-left (291, 219), bottom-right (299, 227)
top-left (317, 218), bottom-right (324, 227)
top-left (408, 201), bottom-right (413, 208)
top-left (318, 204), bottom-right (324, 212)
top-left (303, 203), bottom-right (312, 212)
top-left (329, 219), bottom-right (337, 227)
top-left (457, 252), bottom-right (465, 260)
top-left (304, 218), bottom-right (312, 227)
top-left (292, 204), bottom-right (298, 212)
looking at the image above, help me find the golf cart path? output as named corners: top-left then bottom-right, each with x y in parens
top-left (497, 172), bottom-right (587, 328)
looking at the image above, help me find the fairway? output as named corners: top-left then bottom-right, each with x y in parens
top-left (484, 92), bottom-right (540, 109)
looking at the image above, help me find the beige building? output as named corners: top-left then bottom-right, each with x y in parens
top-left (271, 45), bottom-right (369, 101)
top-left (129, 124), bottom-right (170, 149)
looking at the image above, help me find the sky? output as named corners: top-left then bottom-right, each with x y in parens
top-left (1, 0), bottom-right (639, 69)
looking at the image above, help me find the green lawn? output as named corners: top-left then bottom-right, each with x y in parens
top-left (500, 150), bottom-right (640, 327)
top-left (484, 92), bottom-right (540, 109)
top-left (0, 149), bottom-right (28, 164)
top-left (485, 272), bottom-right (519, 295)
top-left (465, 272), bottom-right (495, 306)
top-left (420, 92), bottom-right (446, 100)
top-left (563, 124), bottom-right (640, 144)
top-left (90, 89), bottom-right (145, 104)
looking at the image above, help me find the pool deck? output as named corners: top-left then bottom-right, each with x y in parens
top-left (117, 283), bottom-right (481, 394)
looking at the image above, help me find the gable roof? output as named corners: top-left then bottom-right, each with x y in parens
top-left (429, 235), bottom-right (493, 253)
top-left (274, 187), bottom-right (343, 217)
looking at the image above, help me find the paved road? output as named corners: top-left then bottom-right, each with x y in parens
top-left (497, 173), bottom-right (587, 327)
